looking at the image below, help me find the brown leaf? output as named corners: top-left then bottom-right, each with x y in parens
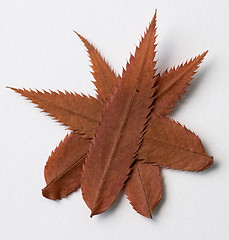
top-left (42, 132), bottom-right (91, 199)
top-left (81, 11), bottom-right (157, 216)
top-left (74, 32), bottom-right (118, 103)
top-left (41, 18), bottom-right (207, 216)
top-left (154, 51), bottom-right (208, 115)
top-left (10, 11), bottom-right (213, 219)
top-left (138, 113), bottom-right (213, 171)
top-left (11, 43), bottom-right (208, 218)
top-left (10, 88), bottom-right (100, 137)
top-left (125, 162), bottom-right (162, 218)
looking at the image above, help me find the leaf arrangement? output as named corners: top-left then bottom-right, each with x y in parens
top-left (11, 11), bottom-right (213, 218)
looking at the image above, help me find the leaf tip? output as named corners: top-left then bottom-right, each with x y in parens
top-left (73, 30), bottom-right (80, 37)
top-left (6, 86), bottom-right (16, 91)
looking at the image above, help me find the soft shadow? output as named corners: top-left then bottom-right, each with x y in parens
top-left (151, 171), bottom-right (166, 220)
top-left (95, 190), bottom-right (124, 219)
top-left (156, 30), bottom-right (177, 73)
top-left (199, 160), bottom-right (219, 176)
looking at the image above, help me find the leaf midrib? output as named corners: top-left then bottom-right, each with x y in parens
top-left (91, 25), bottom-right (156, 213)
top-left (136, 163), bottom-right (152, 217)
top-left (157, 56), bottom-right (200, 98)
top-left (145, 136), bottom-right (209, 158)
top-left (43, 153), bottom-right (87, 191)
top-left (32, 94), bottom-right (98, 123)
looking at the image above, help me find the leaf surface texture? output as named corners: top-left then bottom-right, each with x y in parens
top-left (42, 132), bottom-right (91, 199)
top-left (154, 51), bottom-right (208, 115)
top-left (138, 113), bottom-right (213, 171)
top-left (10, 88), bottom-right (100, 137)
top-left (81, 13), bottom-right (158, 216)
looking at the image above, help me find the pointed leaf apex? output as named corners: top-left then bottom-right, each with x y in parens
top-left (6, 86), bottom-right (15, 91)
top-left (202, 50), bottom-right (208, 57)
top-left (73, 30), bottom-right (81, 37)
top-left (73, 31), bottom-right (86, 43)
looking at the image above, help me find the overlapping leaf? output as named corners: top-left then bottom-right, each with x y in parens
top-left (125, 163), bottom-right (162, 218)
top-left (138, 113), bottom-right (213, 171)
top-left (12, 31), bottom-right (209, 218)
top-left (81, 12), bottom-right (158, 216)
top-left (11, 11), bottom-right (213, 218)
top-left (42, 132), bottom-right (90, 199)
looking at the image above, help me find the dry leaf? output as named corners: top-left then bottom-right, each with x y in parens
top-left (154, 51), bottom-right (208, 115)
top-left (32, 50), bottom-right (207, 216)
top-left (42, 132), bottom-right (90, 199)
top-left (9, 88), bottom-right (100, 137)
top-left (74, 32), bottom-right (118, 103)
top-left (125, 163), bottom-right (162, 218)
top-left (11, 10), bottom-right (213, 218)
top-left (138, 113), bottom-right (213, 171)
top-left (81, 12), bottom-right (157, 216)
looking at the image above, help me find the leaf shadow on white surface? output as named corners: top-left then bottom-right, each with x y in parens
top-left (93, 190), bottom-right (124, 219)
top-left (150, 171), bottom-right (166, 220)
top-left (156, 30), bottom-right (177, 75)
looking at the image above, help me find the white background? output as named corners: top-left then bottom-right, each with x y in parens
top-left (0, 0), bottom-right (228, 239)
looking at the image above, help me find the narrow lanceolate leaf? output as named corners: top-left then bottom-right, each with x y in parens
top-left (9, 88), bottom-right (101, 137)
top-left (42, 132), bottom-right (91, 200)
top-left (82, 11), bottom-right (158, 216)
top-left (154, 51), bottom-right (208, 115)
top-left (138, 113), bottom-right (213, 171)
top-left (125, 162), bottom-right (162, 218)
top-left (75, 32), bottom-right (118, 103)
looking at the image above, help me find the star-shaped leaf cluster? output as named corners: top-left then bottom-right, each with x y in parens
top-left (11, 11), bottom-right (213, 218)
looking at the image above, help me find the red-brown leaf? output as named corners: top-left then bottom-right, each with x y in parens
top-left (138, 113), bottom-right (213, 171)
top-left (11, 12), bottom-right (211, 218)
top-left (75, 32), bottom-right (118, 103)
top-left (81, 11), bottom-right (157, 216)
top-left (41, 50), bottom-right (207, 215)
top-left (125, 162), bottom-right (162, 218)
top-left (42, 132), bottom-right (91, 199)
top-left (10, 88), bottom-right (100, 137)
top-left (154, 51), bottom-right (208, 115)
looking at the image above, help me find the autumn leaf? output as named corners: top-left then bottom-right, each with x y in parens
top-left (11, 25), bottom-right (209, 218)
top-left (10, 10), bottom-right (213, 218)
top-left (138, 113), bottom-right (213, 171)
top-left (81, 12), bottom-right (158, 216)
top-left (42, 132), bottom-right (90, 199)
top-left (154, 51), bottom-right (208, 115)
top-left (74, 32), bottom-right (118, 103)
top-left (125, 163), bottom-right (162, 218)
top-left (9, 88), bottom-right (101, 138)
